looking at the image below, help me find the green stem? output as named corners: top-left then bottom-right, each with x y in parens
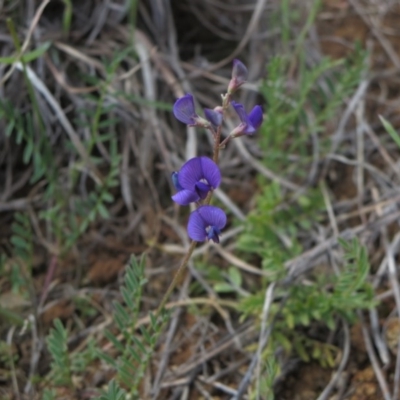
top-left (62, 0), bottom-right (72, 35)
top-left (156, 240), bottom-right (197, 315)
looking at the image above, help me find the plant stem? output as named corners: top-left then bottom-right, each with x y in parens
top-left (156, 95), bottom-right (227, 316)
top-left (156, 240), bottom-right (197, 315)
top-left (213, 125), bottom-right (222, 163)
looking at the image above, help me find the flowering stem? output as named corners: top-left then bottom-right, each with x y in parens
top-left (157, 123), bottom-right (223, 315)
top-left (156, 240), bottom-right (197, 316)
top-left (222, 93), bottom-right (231, 110)
top-left (219, 135), bottom-right (231, 149)
top-left (158, 86), bottom-right (237, 317)
top-left (213, 126), bottom-right (222, 163)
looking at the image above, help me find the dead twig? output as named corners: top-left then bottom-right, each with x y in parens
top-left (316, 320), bottom-right (350, 400)
top-left (359, 310), bottom-right (392, 400)
top-left (235, 283), bottom-right (276, 400)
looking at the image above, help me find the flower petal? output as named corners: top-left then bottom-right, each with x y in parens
top-left (242, 123), bottom-right (256, 134)
top-left (173, 94), bottom-right (196, 125)
top-left (207, 226), bottom-right (221, 243)
top-left (195, 181), bottom-right (211, 199)
top-left (172, 189), bottom-right (199, 205)
top-left (187, 210), bottom-right (207, 241)
top-left (248, 105), bottom-right (263, 130)
top-left (232, 59), bottom-right (248, 84)
top-left (228, 60), bottom-right (248, 93)
top-left (231, 101), bottom-right (248, 125)
top-left (171, 171), bottom-right (183, 191)
top-left (197, 206), bottom-right (227, 230)
top-left (178, 156), bottom-right (221, 192)
top-left (199, 157), bottom-right (221, 189)
top-left (204, 108), bottom-right (223, 128)
top-left (178, 157), bottom-right (204, 190)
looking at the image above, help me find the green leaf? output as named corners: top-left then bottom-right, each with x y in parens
top-left (98, 380), bottom-right (126, 400)
top-left (294, 339), bottom-right (309, 362)
top-left (149, 313), bottom-right (157, 330)
top-left (102, 192), bottom-right (114, 203)
top-left (121, 287), bottom-right (135, 311)
top-left (228, 267), bottom-right (242, 287)
top-left (104, 330), bottom-right (125, 352)
top-left (274, 331), bottom-right (292, 353)
top-left (214, 283), bottom-right (235, 293)
top-left (0, 42), bottom-right (51, 64)
top-left (139, 325), bottom-right (152, 345)
top-left (312, 344), bottom-right (321, 359)
top-left (10, 236), bottom-right (30, 251)
top-left (285, 311), bottom-right (295, 330)
top-left (5, 120), bottom-right (15, 137)
top-left (23, 140), bottom-right (34, 164)
top-left (96, 349), bottom-right (117, 368)
top-left (299, 313), bottom-right (310, 326)
top-left (114, 302), bottom-right (129, 324)
top-left (379, 115), bottom-right (400, 149)
top-left (132, 335), bottom-right (147, 354)
top-left (97, 203), bottom-right (110, 219)
top-left (127, 346), bottom-right (141, 363)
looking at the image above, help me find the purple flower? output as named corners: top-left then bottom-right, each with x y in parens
top-left (172, 157), bottom-right (221, 205)
top-left (187, 205), bottom-right (227, 243)
top-left (173, 94), bottom-right (197, 125)
top-left (173, 94), bottom-right (210, 127)
top-left (228, 59), bottom-right (248, 94)
top-left (204, 108), bottom-right (223, 129)
top-left (231, 101), bottom-right (263, 136)
top-left (171, 171), bottom-right (183, 191)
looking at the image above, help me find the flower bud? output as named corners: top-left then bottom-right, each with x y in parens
top-left (230, 102), bottom-right (263, 136)
top-left (228, 59), bottom-right (248, 94)
top-left (204, 108), bottom-right (223, 129)
top-left (173, 94), bottom-right (211, 128)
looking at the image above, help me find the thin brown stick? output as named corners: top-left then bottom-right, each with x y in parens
top-left (359, 311), bottom-right (392, 400)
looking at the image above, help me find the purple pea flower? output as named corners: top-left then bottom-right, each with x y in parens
top-left (173, 94), bottom-right (210, 127)
top-left (187, 205), bottom-right (227, 243)
top-left (172, 157), bottom-right (221, 206)
top-left (204, 108), bottom-right (223, 129)
top-left (228, 59), bottom-right (248, 94)
top-left (231, 101), bottom-right (263, 137)
top-left (171, 171), bottom-right (183, 191)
